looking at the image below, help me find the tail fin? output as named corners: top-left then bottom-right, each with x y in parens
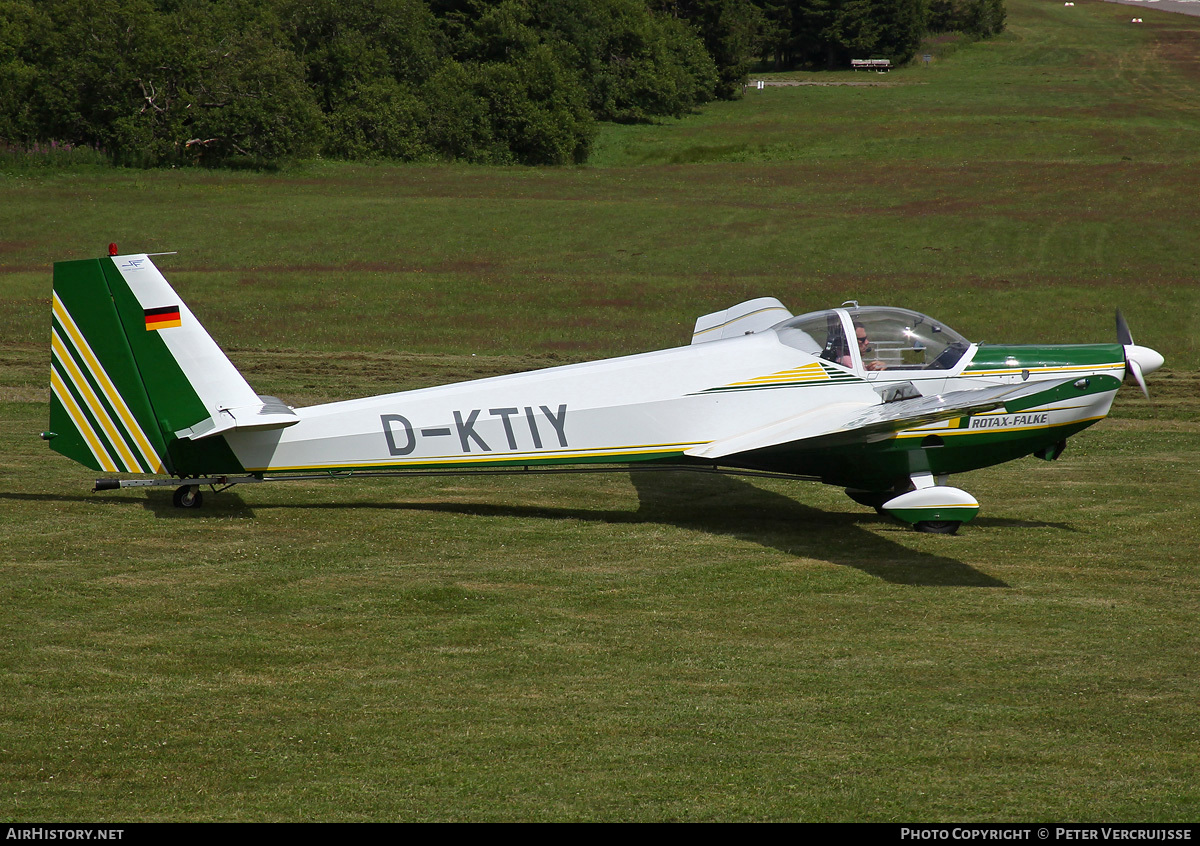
top-left (48, 252), bottom-right (295, 476)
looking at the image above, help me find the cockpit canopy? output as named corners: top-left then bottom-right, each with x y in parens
top-left (774, 306), bottom-right (971, 372)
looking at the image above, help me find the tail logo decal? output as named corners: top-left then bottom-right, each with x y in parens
top-left (51, 293), bottom-right (166, 473)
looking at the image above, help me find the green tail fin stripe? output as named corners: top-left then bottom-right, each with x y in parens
top-left (51, 330), bottom-right (150, 472)
top-left (52, 293), bottom-right (165, 472)
top-left (49, 367), bottom-right (122, 472)
top-left (51, 292), bottom-right (166, 473)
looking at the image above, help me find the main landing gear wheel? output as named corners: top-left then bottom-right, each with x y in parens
top-left (172, 485), bottom-right (203, 509)
top-left (881, 478), bottom-right (977, 534)
top-left (914, 520), bottom-right (959, 535)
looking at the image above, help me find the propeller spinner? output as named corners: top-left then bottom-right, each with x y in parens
top-left (1116, 309), bottom-right (1165, 398)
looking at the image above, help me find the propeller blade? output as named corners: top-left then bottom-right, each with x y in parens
top-left (1127, 357), bottom-right (1149, 399)
top-left (1116, 309), bottom-right (1134, 346)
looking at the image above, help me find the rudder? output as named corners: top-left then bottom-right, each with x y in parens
top-left (49, 257), bottom-right (172, 474)
top-left (47, 252), bottom-right (282, 477)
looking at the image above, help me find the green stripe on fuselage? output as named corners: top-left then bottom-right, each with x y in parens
top-left (716, 373), bottom-right (1123, 489)
top-left (966, 343), bottom-right (1125, 372)
top-left (721, 417), bottom-right (1102, 489)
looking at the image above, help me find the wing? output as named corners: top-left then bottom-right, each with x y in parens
top-left (686, 376), bottom-right (1121, 460)
top-left (691, 298), bottom-right (792, 345)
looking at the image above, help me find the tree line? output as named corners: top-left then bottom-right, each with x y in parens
top-left (0, 0), bottom-right (1005, 168)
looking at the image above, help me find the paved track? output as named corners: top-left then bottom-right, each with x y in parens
top-left (1101, 0), bottom-right (1200, 17)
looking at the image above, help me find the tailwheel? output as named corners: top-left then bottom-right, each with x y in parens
top-left (172, 484), bottom-right (204, 509)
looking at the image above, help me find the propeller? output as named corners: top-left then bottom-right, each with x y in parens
top-left (1116, 309), bottom-right (1134, 347)
top-left (1116, 309), bottom-right (1165, 399)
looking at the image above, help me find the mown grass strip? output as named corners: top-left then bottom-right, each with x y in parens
top-left (1, 0), bottom-right (1198, 820)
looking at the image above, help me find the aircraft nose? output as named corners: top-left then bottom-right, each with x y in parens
top-left (1125, 344), bottom-right (1165, 376)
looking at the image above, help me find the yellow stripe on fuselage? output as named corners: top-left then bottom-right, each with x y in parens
top-left (967, 364), bottom-right (1124, 378)
top-left (246, 442), bottom-right (706, 474)
top-left (894, 414), bottom-right (1108, 440)
top-left (719, 362), bottom-right (829, 389)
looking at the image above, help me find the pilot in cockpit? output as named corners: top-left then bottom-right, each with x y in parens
top-left (850, 323), bottom-right (887, 371)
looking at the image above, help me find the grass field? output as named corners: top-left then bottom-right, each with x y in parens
top-left (2, 0), bottom-right (1199, 821)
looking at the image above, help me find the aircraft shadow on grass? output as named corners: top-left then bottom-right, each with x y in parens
top-left (214, 471), bottom-right (1015, 587)
top-left (5, 471), bottom-right (1083, 585)
top-left (627, 471), bottom-right (1009, 587)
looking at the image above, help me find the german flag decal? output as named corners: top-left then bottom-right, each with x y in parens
top-left (144, 305), bottom-right (181, 331)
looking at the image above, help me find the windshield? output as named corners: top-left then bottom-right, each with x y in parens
top-left (775, 307), bottom-right (970, 371)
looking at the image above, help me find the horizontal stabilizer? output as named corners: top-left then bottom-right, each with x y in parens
top-left (687, 376), bottom-right (1114, 460)
top-left (176, 396), bottom-right (299, 440)
top-left (691, 298), bottom-right (792, 345)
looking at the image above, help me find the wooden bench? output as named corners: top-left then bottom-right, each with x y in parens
top-left (851, 59), bottom-right (892, 72)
